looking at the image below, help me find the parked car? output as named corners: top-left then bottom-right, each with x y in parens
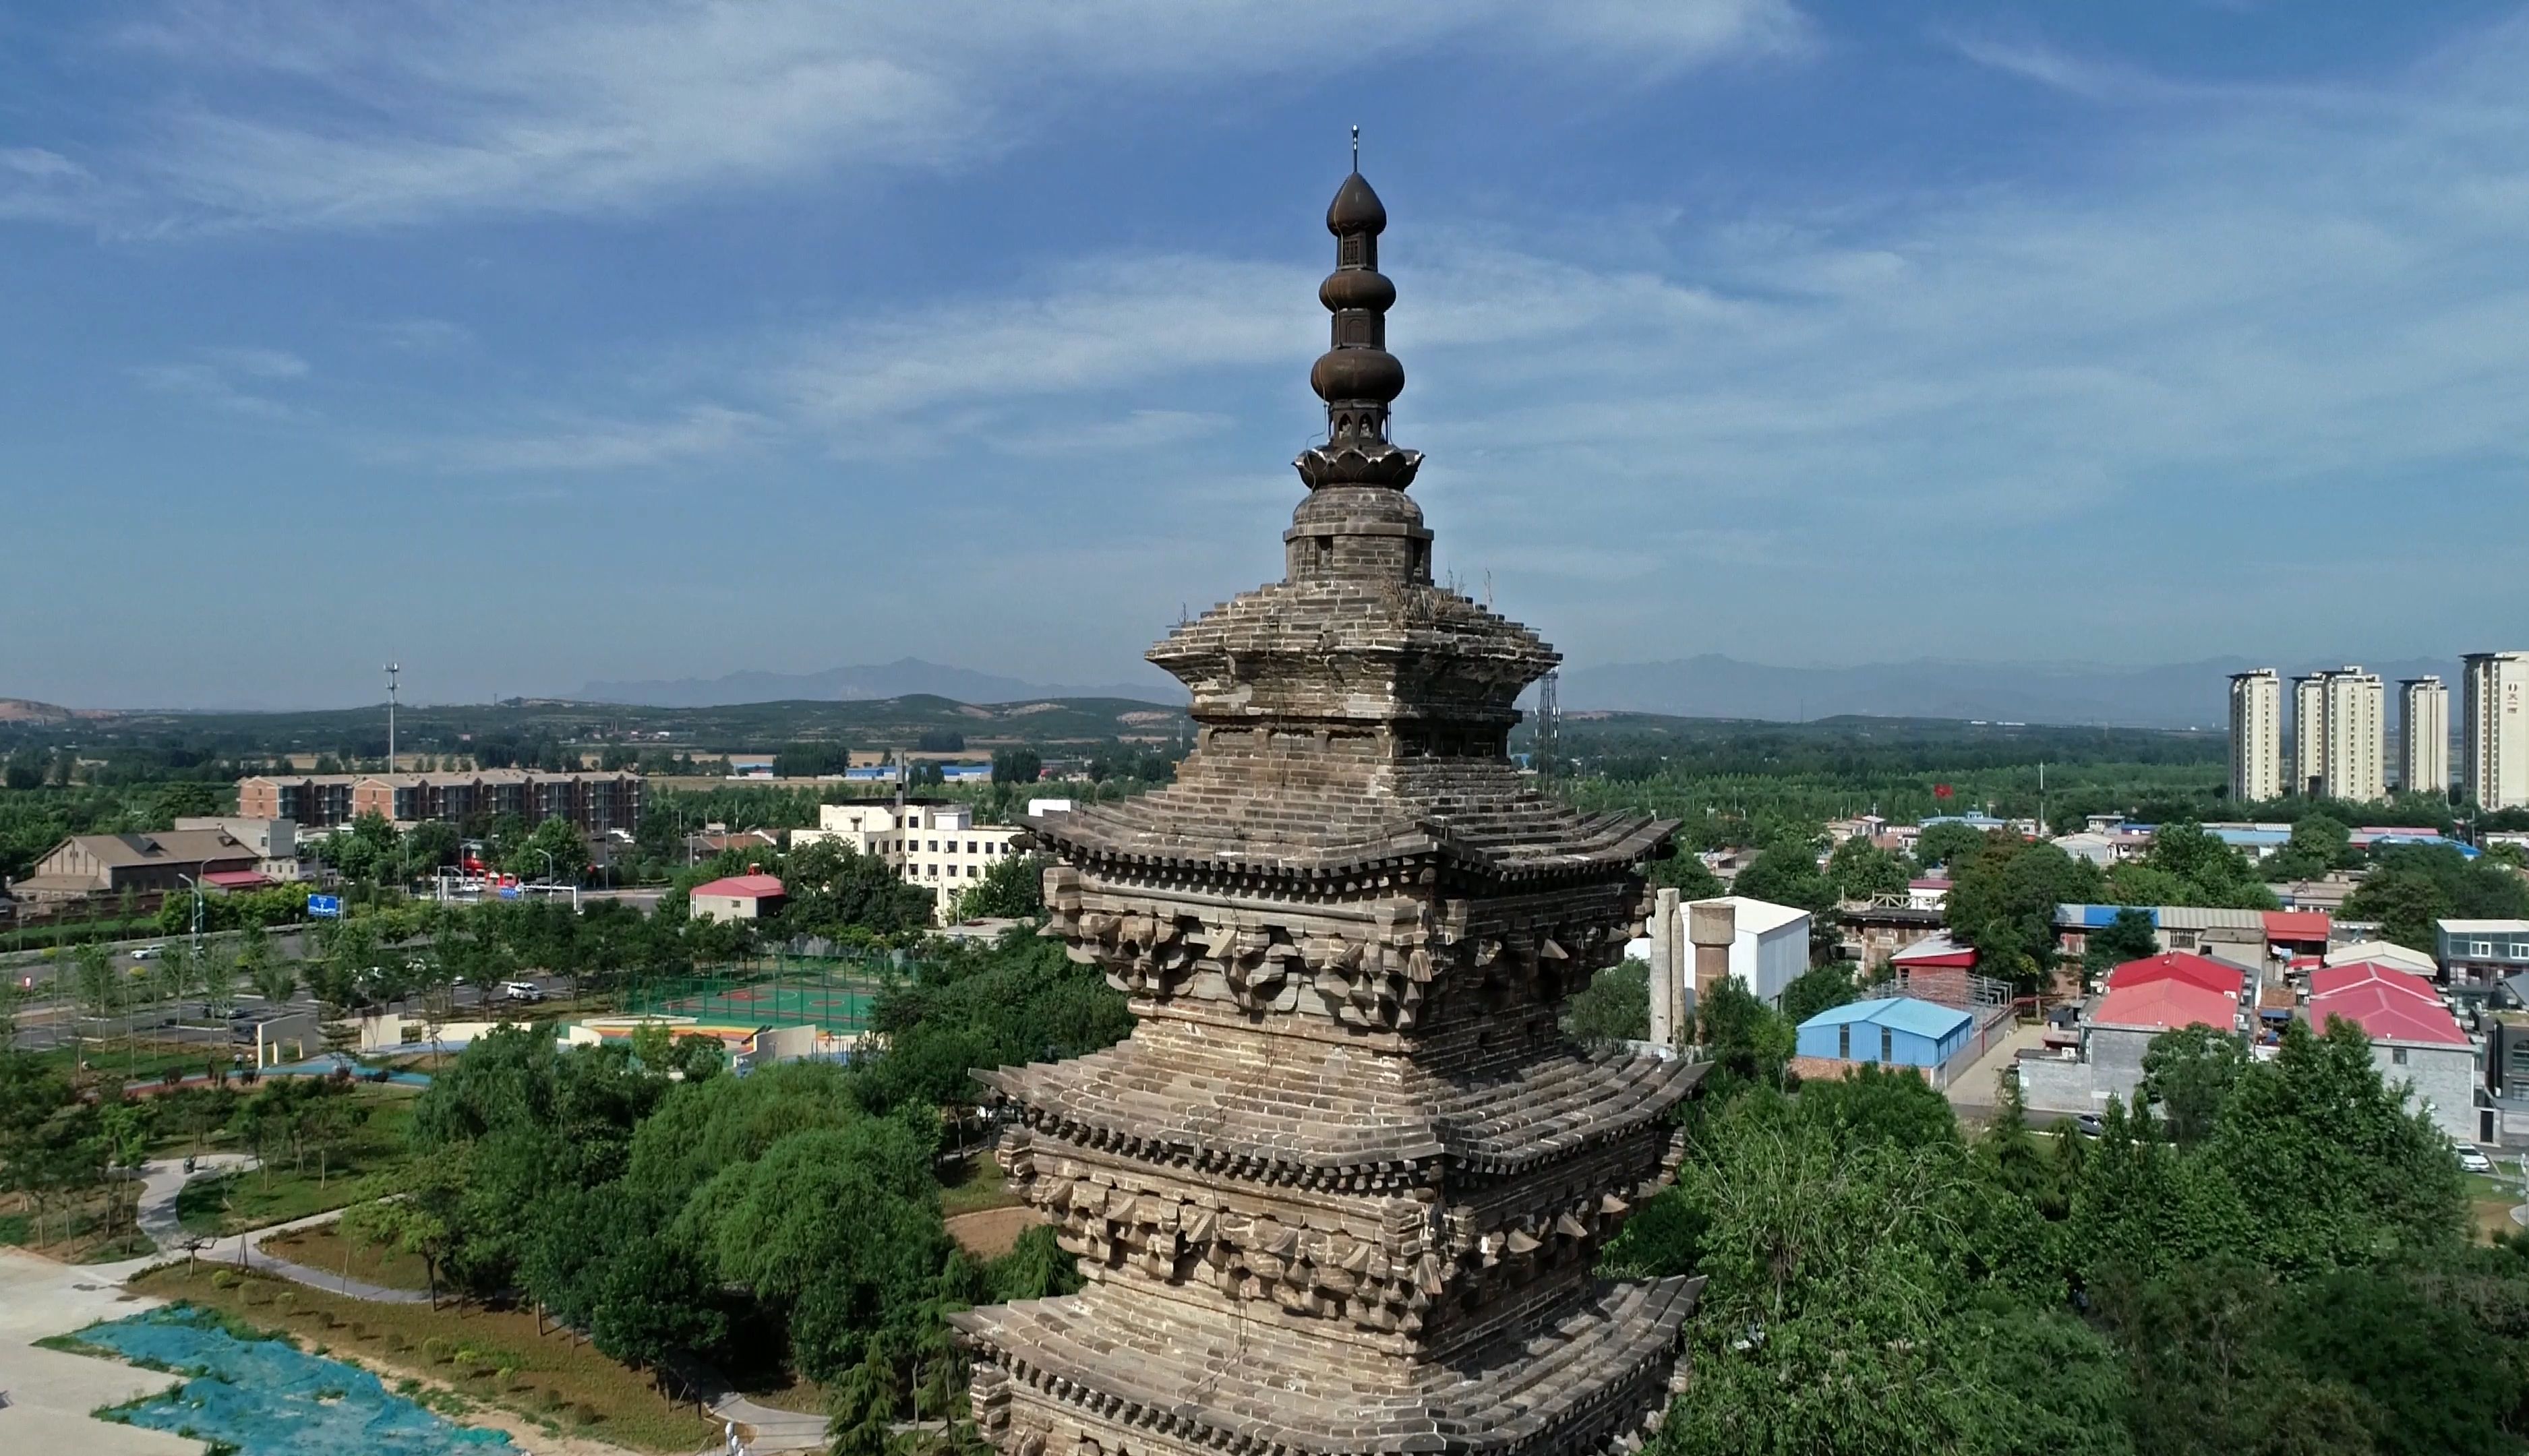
top-left (129, 944), bottom-right (166, 961)
top-left (2073, 1113), bottom-right (2106, 1139)
top-left (2459, 1146), bottom-right (2495, 1175)
top-left (499, 981), bottom-right (545, 1004)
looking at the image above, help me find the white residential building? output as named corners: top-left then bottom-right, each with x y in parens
top-left (2227, 669), bottom-right (2283, 803)
top-left (791, 799), bottom-right (1025, 919)
top-left (2400, 675), bottom-right (2449, 799)
top-left (2464, 651), bottom-right (2529, 811)
top-left (2320, 666), bottom-right (2387, 804)
top-left (2293, 673), bottom-right (2329, 797)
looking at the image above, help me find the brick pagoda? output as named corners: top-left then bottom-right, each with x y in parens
top-left (951, 164), bottom-right (1706, 1456)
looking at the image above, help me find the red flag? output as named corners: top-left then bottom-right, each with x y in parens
top-left (1933, 783), bottom-right (1954, 799)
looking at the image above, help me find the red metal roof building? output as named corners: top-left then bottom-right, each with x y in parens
top-left (2307, 964), bottom-right (2468, 1048)
top-left (2091, 977), bottom-right (2241, 1033)
top-left (2262, 909), bottom-right (2332, 952)
top-left (688, 872), bottom-right (786, 923)
top-left (2105, 952), bottom-right (2244, 996)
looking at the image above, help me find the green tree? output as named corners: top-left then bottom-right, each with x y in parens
top-left (502, 816), bottom-right (587, 884)
top-left (1732, 844), bottom-right (1834, 914)
top-left (1911, 821), bottom-right (1992, 874)
top-left (1778, 963), bottom-right (1857, 1027)
top-left (990, 747), bottom-right (1043, 785)
top-left (2108, 821), bottom-right (2276, 909)
top-left (2081, 907), bottom-right (2162, 976)
top-left (1825, 837), bottom-right (1910, 903)
top-left (1943, 837), bottom-right (2103, 990)
top-left (1645, 852), bottom-right (1724, 900)
top-left (954, 851), bottom-right (1047, 921)
top-left (343, 1161), bottom-right (464, 1308)
top-left (70, 940), bottom-right (119, 1060)
top-left (1563, 959), bottom-right (1649, 1044)
top-left (2138, 1025), bottom-right (2245, 1145)
top-left (1696, 978), bottom-right (1794, 1091)
top-left (2262, 814), bottom-right (2353, 883)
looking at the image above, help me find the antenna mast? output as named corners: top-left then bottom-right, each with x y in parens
top-left (386, 662), bottom-right (400, 772)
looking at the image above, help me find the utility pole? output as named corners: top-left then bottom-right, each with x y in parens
top-left (386, 662), bottom-right (400, 772)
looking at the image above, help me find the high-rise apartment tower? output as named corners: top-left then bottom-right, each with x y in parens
top-left (2464, 652), bottom-right (2529, 811)
top-left (2400, 676), bottom-right (2449, 799)
top-left (2320, 667), bottom-right (2387, 804)
top-left (2228, 669), bottom-right (2283, 803)
top-left (2293, 673), bottom-right (2329, 797)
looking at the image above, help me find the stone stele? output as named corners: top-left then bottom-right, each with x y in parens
top-left (951, 163), bottom-right (1706, 1456)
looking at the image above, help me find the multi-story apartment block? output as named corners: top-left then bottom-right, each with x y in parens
top-left (2320, 666), bottom-right (2387, 804)
top-left (2400, 675), bottom-right (2449, 799)
top-left (236, 770), bottom-right (643, 834)
top-left (2227, 669), bottom-right (2283, 803)
top-left (2293, 673), bottom-right (2329, 797)
top-left (237, 774), bottom-right (359, 827)
top-left (2464, 651), bottom-right (2529, 811)
top-left (792, 799), bottom-right (1023, 919)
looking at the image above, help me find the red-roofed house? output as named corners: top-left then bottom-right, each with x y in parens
top-left (2308, 963), bottom-right (2475, 1143)
top-left (2263, 909), bottom-right (2331, 959)
top-left (2022, 957), bottom-right (2245, 1119)
top-left (2106, 952), bottom-right (2244, 997)
top-left (689, 872), bottom-right (785, 923)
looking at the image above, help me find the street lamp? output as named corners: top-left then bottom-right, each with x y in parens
top-left (176, 873), bottom-right (205, 1017)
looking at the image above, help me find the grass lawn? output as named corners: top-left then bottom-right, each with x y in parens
top-left (22, 1037), bottom-right (228, 1087)
top-left (939, 1157), bottom-right (1019, 1217)
top-left (177, 1093), bottom-right (419, 1235)
top-left (0, 1187), bottom-right (153, 1262)
top-left (261, 1217), bottom-right (433, 1291)
top-left (131, 1263), bottom-right (722, 1455)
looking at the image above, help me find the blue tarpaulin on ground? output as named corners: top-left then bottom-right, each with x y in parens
top-left (73, 1304), bottom-right (512, 1456)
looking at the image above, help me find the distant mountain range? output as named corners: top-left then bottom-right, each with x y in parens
top-left (1552, 655), bottom-right (2462, 731)
top-left (566, 652), bottom-right (2475, 729)
top-left (575, 657), bottom-right (1184, 709)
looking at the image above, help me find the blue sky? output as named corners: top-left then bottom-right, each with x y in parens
top-left (5, 1), bottom-right (2527, 708)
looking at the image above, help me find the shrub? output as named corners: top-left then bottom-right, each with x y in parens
top-left (210, 1271), bottom-right (239, 1290)
top-left (570, 1402), bottom-right (600, 1426)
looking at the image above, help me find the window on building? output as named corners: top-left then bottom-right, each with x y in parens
top-left (2392, 1045), bottom-right (2410, 1066)
top-left (2476, 941), bottom-right (2495, 958)
top-left (2513, 943), bottom-right (2529, 960)
top-left (1838, 1024), bottom-right (1849, 1060)
top-left (1880, 1027), bottom-right (1894, 1062)
top-left (929, 840), bottom-right (939, 853)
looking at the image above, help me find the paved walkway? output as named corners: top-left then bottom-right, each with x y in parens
top-left (0, 1249), bottom-right (196, 1455)
top-left (1942, 1020), bottom-right (2048, 1118)
top-left (86, 1159), bottom-right (819, 1449)
top-left (665, 1355), bottom-right (830, 1452)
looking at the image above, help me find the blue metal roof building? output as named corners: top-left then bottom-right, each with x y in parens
top-left (1795, 997), bottom-right (1975, 1070)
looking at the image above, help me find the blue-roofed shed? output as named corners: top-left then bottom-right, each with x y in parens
top-left (1795, 997), bottom-right (1975, 1070)
top-left (2056, 903), bottom-right (2159, 930)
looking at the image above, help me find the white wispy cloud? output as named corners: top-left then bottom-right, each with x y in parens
top-left (375, 319), bottom-right (475, 353)
top-left (396, 403), bottom-right (771, 472)
top-left (127, 347), bottom-right (312, 417)
top-left (59, 0), bottom-right (1800, 231)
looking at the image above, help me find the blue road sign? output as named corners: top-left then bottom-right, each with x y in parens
top-left (307, 894), bottom-right (343, 918)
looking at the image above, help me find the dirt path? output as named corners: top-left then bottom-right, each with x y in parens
top-left (945, 1206), bottom-right (1046, 1260)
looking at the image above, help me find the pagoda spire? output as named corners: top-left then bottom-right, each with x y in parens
top-left (1296, 164), bottom-right (1421, 489)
